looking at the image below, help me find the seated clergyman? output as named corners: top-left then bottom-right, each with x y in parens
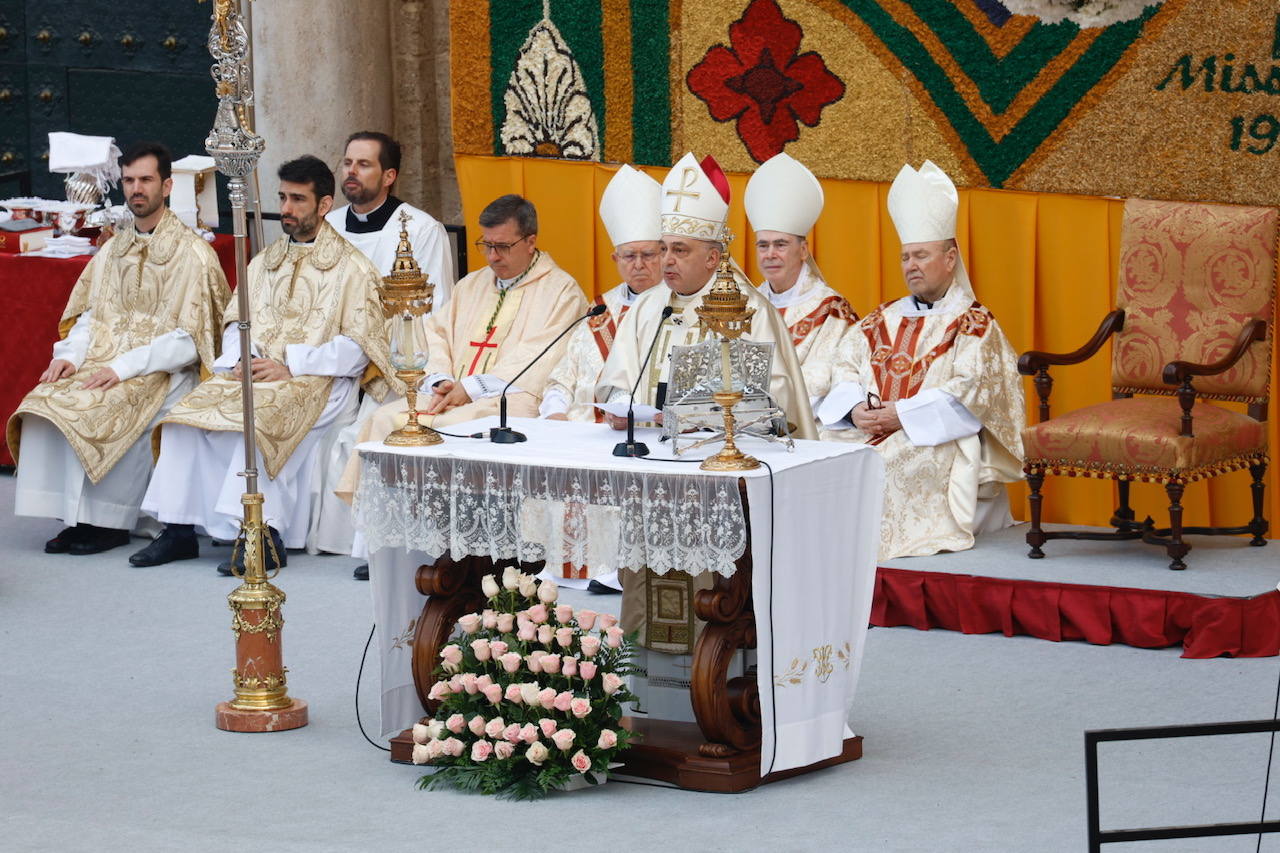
top-left (7, 141), bottom-right (229, 556)
top-left (744, 152), bottom-right (857, 418)
top-left (817, 161), bottom-right (1024, 560)
top-left (135, 154), bottom-right (397, 573)
top-left (334, 194), bottom-right (587, 499)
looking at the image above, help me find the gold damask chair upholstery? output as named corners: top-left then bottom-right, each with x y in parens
top-left (1018, 198), bottom-right (1275, 570)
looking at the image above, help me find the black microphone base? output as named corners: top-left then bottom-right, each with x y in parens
top-left (612, 440), bottom-right (650, 457)
top-left (489, 427), bottom-right (527, 444)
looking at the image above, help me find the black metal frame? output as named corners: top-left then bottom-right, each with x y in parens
top-left (1086, 719), bottom-right (1280, 851)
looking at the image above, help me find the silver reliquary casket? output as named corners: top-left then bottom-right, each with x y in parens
top-left (662, 337), bottom-right (794, 454)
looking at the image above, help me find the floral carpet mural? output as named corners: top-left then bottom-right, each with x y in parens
top-left (451, 0), bottom-right (1280, 205)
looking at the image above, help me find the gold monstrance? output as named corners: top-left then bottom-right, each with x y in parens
top-left (379, 211), bottom-right (441, 446)
top-left (694, 248), bottom-right (761, 471)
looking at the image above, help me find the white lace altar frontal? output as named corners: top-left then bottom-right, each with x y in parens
top-left (354, 417), bottom-right (748, 576)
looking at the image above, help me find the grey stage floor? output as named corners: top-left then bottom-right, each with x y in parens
top-left (3, 470), bottom-right (1280, 852)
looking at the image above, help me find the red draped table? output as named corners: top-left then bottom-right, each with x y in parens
top-left (0, 234), bottom-right (235, 465)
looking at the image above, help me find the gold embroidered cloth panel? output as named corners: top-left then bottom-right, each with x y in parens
top-left (7, 209), bottom-right (230, 482)
top-left (159, 222), bottom-right (398, 479)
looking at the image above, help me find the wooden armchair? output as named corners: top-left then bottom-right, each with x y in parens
top-left (1017, 198), bottom-right (1275, 570)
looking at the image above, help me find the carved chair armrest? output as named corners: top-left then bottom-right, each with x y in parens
top-left (1017, 309), bottom-right (1125, 423)
top-left (1162, 319), bottom-right (1268, 437)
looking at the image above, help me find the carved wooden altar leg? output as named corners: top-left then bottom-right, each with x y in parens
top-left (1249, 461), bottom-right (1269, 547)
top-left (1164, 481), bottom-right (1190, 571)
top-left (410, 554), bottom-right (490, 712)
top-left (690, 566), bottom-right (760, 757)
top-left (1026, 470), bottom-right (1046, 559)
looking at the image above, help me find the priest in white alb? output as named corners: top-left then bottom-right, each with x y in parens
top-left (536, 163), bottom-right (663, 594)
top-left (318, 131), bottom-right (455, 565)
top-left (135, 155), bottom-right (398, 574)
top-left (335, 194), bottom-right (588, 507)
top-left (817, 161), bottom-right (1024, 560)
top-left (326, 131), bottom-right (454, 303)
top-left (744, 152), bottom-right (857, 418)
top-left (7, 142), bottom-right (229, 556)
top-left (597, 152), bottom-right (814, 663)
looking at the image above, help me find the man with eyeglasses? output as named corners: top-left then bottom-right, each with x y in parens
top-left (596, 152), bottom-right (816, 664)
top-left (336, 193), bottom-right (587, 493)
top-left (539, 165), bottom-right (663, 424)
top-left (816, 162), bottom-right (1025, 561)
top-left (534, 164), bottom-right (663, 595)
top-left (744, 153), bottom-right (858, 421)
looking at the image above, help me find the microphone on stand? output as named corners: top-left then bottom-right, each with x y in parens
top-left (613, 305), bottom-right (674, 458)
top-left (489, 303), bottom-right (608, 443)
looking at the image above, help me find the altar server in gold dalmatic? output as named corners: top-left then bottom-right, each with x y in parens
top-left (8, 142), bottom-right (229, 556)
top-left (817, 161), bottom-right (1025, 560)
top-left (136, 155), bottom-right (397, 574)
top-left (744, 152), bottom-right (857, 418)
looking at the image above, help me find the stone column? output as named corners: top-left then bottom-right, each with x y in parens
top-left (248, 0), bottom-right (394, 230)
top-left (390, 0), bottom-right (461, 226)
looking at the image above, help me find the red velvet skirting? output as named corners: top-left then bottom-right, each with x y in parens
top-left (872, 568), bottom-right (1280, 659)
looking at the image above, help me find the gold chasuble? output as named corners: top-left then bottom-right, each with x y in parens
top-left (822, 281), bottom-right (1025, 559)
top-left (598, 270), bottom-right (817, 440)
top-left (159, 221), bottom-right (397, 479)
top-left (7, 209), bottom-right (229, 482)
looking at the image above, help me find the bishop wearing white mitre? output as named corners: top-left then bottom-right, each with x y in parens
top-left (817, 161), bottom-right (1025, 560)
top-left (597, 152), bottom-right (814, 657)
top-left (539, 165), bottom-right (663, 424)
top-left (536, 164), bottom-right (663, 593)
top-left (744, 152), bottom-right (857, 417)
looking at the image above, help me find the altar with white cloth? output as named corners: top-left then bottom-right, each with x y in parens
top-left (353, 417), bottom-right (884, 791)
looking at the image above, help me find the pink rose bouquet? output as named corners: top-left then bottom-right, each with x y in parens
top-left (415, 568), bottom-right (639, 799)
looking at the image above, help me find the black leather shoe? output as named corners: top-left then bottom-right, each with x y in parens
top-left (45, 524), bottom-right (91, 554)
top-left (68, 526), bottom-right (131, 555)
top-left (218, 526), bottom-right (287, 576)
top-left (130, 527), bottom-right (199, 566)
top-left (587, 579), bottom-right (621, 595)
top-left (353, 564), bottom-right (369, 581)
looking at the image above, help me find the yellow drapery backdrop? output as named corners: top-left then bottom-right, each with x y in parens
top-left (455, 153), bottom-right (1279, 533)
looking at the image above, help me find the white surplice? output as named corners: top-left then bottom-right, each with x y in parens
top-left (757, 264), bottom-right (857, 414)
top-left (326, 198), bottom-right (454, 305)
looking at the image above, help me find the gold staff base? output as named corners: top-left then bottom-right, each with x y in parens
top-left (385, 368), bottom-right (442, 446)
top-left (215, 493), bottom-right (309, 732)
